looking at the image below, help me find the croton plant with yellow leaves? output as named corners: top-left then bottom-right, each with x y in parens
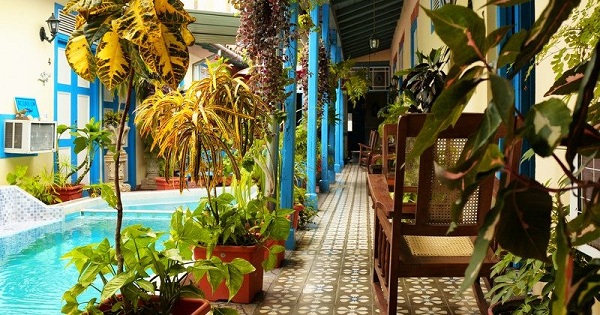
top-left (59, 2), bottom-right (253, 315)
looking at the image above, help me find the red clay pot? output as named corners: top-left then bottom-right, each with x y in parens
top-left (192, 245), bottom-right (264, 303)
top-left (155, 177), bottom-right (181, 190)
top-left (98, 295), bottom-right (210, 315)
top-left (53, 184), bottom-right (83, 202)
top-left (292, 204), bottom-right (304, 229)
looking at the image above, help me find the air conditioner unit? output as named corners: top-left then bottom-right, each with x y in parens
top-left (4, 120), bottom-right (57, 154)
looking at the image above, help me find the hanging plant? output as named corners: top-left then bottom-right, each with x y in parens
top-left (231, 0), bottom-right (293, 107)
top-left (329, 58), bottom-right (369, 105)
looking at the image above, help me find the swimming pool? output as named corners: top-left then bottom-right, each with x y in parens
top-left (0, 188), bottom-right (215, 315)
top-left (0, 214), bottom-right (171, 314)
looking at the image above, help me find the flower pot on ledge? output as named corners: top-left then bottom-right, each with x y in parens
top-left (53, 184), bottom-right (84, 203)
top-left (192, 245), bottom-right (264, 303)
top-left (155, 177), bottom-right (181, 190)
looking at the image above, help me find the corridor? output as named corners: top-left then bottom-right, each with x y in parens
top-left (216, 163), bottom-right (485, 315)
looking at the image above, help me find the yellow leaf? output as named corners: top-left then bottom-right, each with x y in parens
top-left (96, 30), bottom-right (131, 90)
top-left (65, 33), bottom-right (96, 82)
top-left (139, 24), bottom-right (189, 89)
top-left (112, 0), bottom-right (160, 47)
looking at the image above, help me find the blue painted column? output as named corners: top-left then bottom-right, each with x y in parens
top-left (334, 42), bottom-right (344, 173)
top-left (282, 3), bottom-right (299, 250)
top-left (305, 5), bottom-right (320, 209)
top-left (319, 4), bottom-right (331, 193)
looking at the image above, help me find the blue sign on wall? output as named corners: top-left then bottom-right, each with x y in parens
top-left (14, 97), bottom-right (40, 119)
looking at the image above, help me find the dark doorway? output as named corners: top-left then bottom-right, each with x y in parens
top-left (347, 91), bottom-right (387, 157)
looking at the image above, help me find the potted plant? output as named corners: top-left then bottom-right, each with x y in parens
top-left (62, 204), bottom-right (254, 314)
top-left (135, 59), bottom-right (288, 303)
top-left (53, 118), bottom-right (112, 201)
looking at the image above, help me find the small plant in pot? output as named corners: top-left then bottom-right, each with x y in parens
top-left (53, 118), bottom-right (112, 202)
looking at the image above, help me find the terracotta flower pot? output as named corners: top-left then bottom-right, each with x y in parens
top-left (53, 184), bottom-right (83, 202)
top-left (292, 204), bottom-right (304, 229)
top-left (155, 177), bottom-right (181, 190)
top-left (192, 245), bottom-right (264, 303)
top-left (98, 295), bottom-right (210, 315)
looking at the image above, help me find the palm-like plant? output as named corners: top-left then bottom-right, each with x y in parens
top-left (135, 59), bottom-right (272, 197)
top-left (397, 46), bottom-right (449, 113)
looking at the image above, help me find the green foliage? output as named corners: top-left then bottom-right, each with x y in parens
top-left (377, 93), bottom-right (412, 129)
top-left (538, 0), bottom-right (600, 126)
top-left (396, 47), bottom-right (449, 113)
top-left (415, 2), bottom-right (600, 312)
top-left (102, 110), bottom-right (128, 128)
top-left (170, 169), bottom-right (292, 271)
top-left (6, 165), bottom-right (58, 205)
top-left (61, 224), bottom-right (249, 314)
top-left (298, 205), bottom-right (318, 230)
top-left (330, 58), bottom-right (370, 105)
top-left (56, 118), bottom-right (112, 186)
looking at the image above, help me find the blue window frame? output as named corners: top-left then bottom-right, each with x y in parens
top-left (497, 3), bottom-right (535, 178)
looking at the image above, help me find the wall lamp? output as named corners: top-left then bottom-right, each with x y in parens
top-left (40, 13), bottom-right (60, 43)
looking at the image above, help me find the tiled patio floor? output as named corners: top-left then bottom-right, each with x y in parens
top-left (212, 164), bottom-right (486, 314)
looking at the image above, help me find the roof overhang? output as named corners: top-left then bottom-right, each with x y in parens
top-left (188, 9), bottom-right (239, 45)
top-left (331, 0), bottom-right (403, 59)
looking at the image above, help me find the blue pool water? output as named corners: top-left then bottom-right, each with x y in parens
top-left (0, 214), bottom-right (171, 315)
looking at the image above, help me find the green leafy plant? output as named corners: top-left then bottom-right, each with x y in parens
top-left (298, 205), bottom-right (318, 230)
top-left (411, 2), bottom-right (600, 313)
top-left (56, 118), bottom-right (112, 186)
top-left (330, 59), bottom-right (370, 105)
top-left (62, 224), bottom-right (252, 314)
top-left (102, 110), bottom-right (128, 129)
top-left (6, 165), bottom-right (58, 205)
top-left (396, 46), bottom-right (449, 113)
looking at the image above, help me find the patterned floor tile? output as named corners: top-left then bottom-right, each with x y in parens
top-left (217, 165), bottom-right (495, 315)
